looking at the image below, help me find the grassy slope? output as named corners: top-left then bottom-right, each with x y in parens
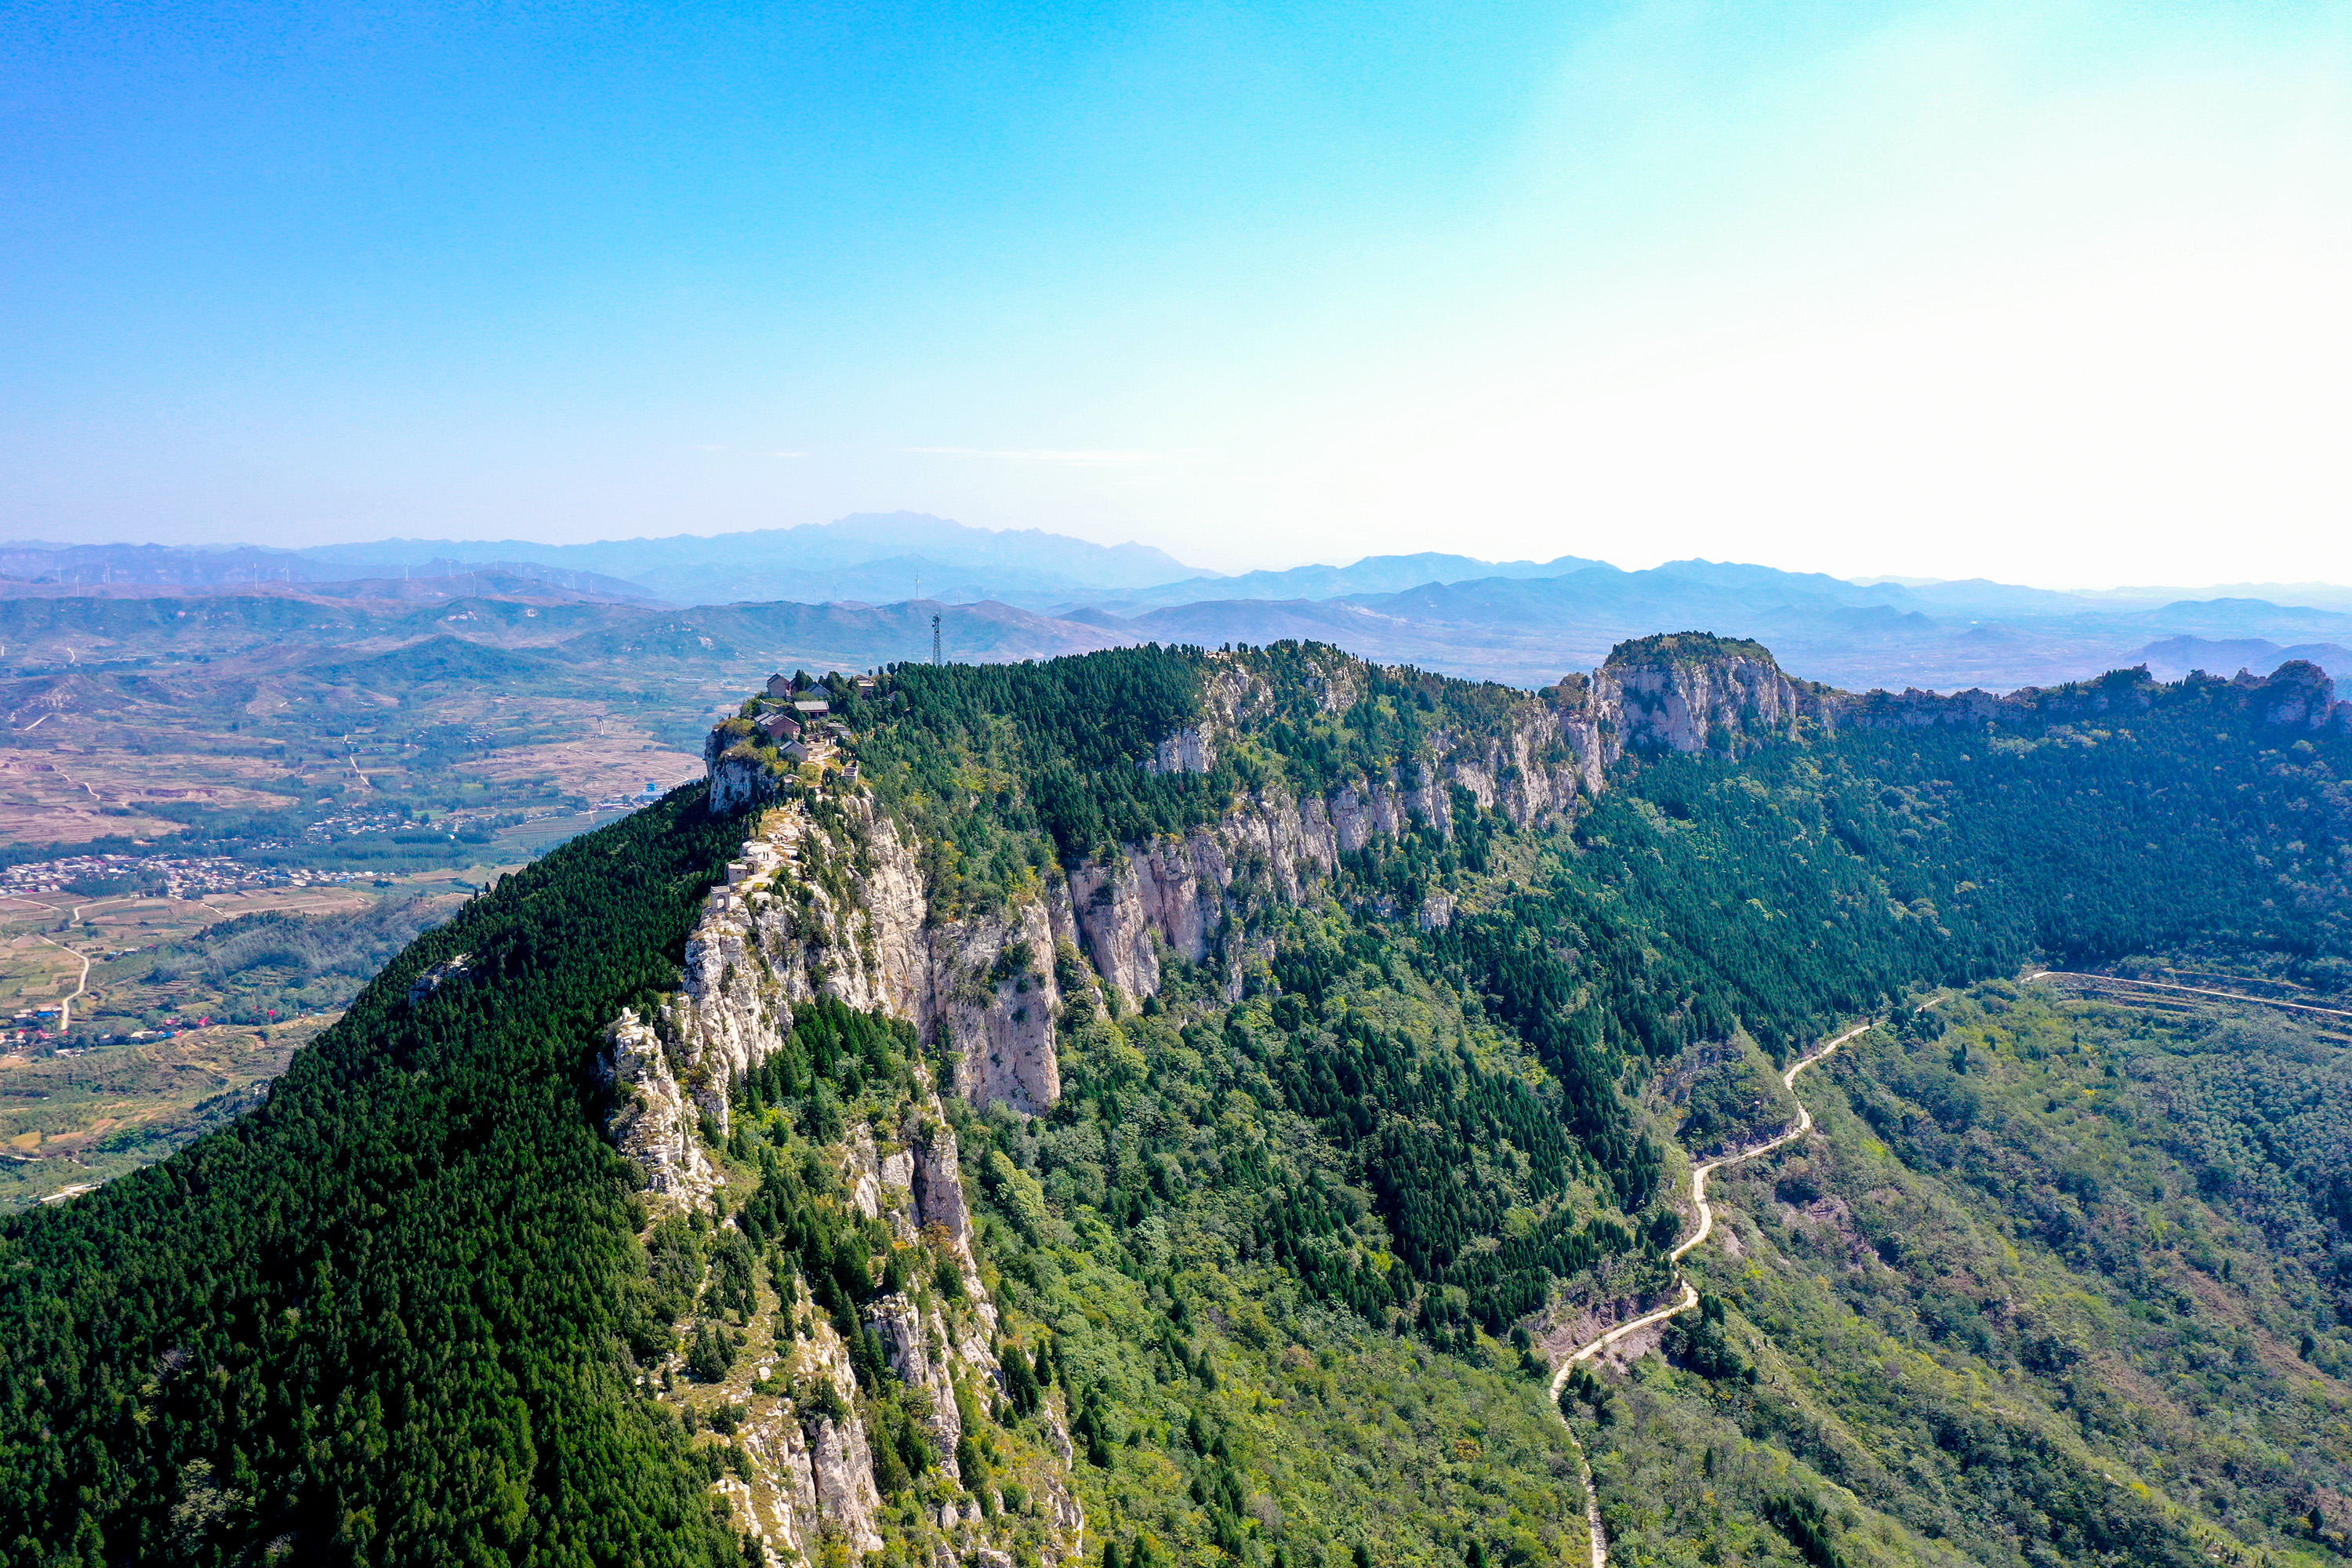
top-left (1571, 981), bottom-right (2352, 1567)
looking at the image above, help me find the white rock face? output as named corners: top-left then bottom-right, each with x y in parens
top-left (1594, 646), bottom-right (1815, 759)
top-left (646, 1102), bottom-right (1025, 1564)
top-left (1144, 724), bottom-right (1216, 775)
top-left (866, 1291), bottom-right (965, 1476)
top-left (719, 1308), bottom-right (886, 1560)
top-left (637, 793), bottom-right (1066, 1125)
top-left (601, 1010), bottom-right (716, 1202)
top-left (935, 898), bottom-right (1064, 1115)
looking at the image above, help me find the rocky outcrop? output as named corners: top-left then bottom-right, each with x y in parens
top-left (2258, 659), bottom-right (2346, 730)
top-left (1144, 725), bottom-right (1216, 775)
top-left (405, 953), bottom-right (474, 1008)
top-left (726, 1316), bottom-right (885, 1559)
top-left (638, 1095), bottom-right (1043, 1566)
top-left (602, 779), bottom-right (1072, 1559)
top-left (601, 1009), bottom-right (717, 1202)
top-left (931, 902), bottom-right (1063, 1115)
top-left (1584, 633), bottom-right (1829, 761)
top-left (866, 1291), bottom-right (968, 1478)
top-left (1062, 658), bottom-right (1592, 1005)
top-left (624, 796), bottom-right (1060, 1127)
top-left (1062, 771), bottom-right (1446, 1004)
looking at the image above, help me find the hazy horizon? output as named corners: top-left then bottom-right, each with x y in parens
top-left (5, 516), bottom-right (2350, 603)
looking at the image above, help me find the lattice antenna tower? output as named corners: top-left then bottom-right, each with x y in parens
top-left (931, 614), bottom-right (942, 666)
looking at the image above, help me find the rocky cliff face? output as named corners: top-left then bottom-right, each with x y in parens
top-left (603, 779), bottom-right (1091, 1562)
top-left (1576, 633), bottom-right (1831, 761)
top-left (619, 1072), bottom-right (1066, 1566)
top-left (689, 652), bottom-right (1595, 1108)
top-left (601, 1008), bottom-right (717, 1203)
top-left (634, 797), bottom-right (1063, 1126)
top-left (724, 1314), bottom-right (887, 1561)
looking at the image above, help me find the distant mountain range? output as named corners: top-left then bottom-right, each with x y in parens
top-left (8, 516), bottom-right (2352, 693)
top-left (0, 514), bottom-right (1192, 608)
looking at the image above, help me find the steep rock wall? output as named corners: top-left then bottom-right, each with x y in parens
top-left (602, 781), bottom-right (1085, 1561)
top-left (619, 1080), bottom-right (1060, 1566)
top-left (644, 797), bottom-right (1061, 1124)
top-left (683, 641), bottom-right (1612, 1086)
top-left (601, 1009), bottom-right (717, 1203)
top-left (1587, 641), bottom-right (1826, 761)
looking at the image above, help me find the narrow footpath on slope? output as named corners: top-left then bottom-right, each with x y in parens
top-left (1545, 1019), bottom-right (1876, 1568)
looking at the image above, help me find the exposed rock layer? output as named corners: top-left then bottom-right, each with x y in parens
top-left (614, 636), bottom-right (2352, 1563)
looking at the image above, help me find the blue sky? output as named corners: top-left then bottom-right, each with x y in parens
top-left (5, 0), bottom-right (2350, 584)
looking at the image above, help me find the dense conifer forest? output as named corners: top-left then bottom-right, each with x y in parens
top-left (0, 789), bottom-right (752, 1566)
top-left (5, 639), bottom-right (2350, 1566)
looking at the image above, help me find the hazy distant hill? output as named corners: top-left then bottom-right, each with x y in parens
top-left (549, 598), bottom-right (1134, 673)
top-left (0, 545), bottom-right (656, 601)
top-left (2132, 633), bottom-right (2352, 681)
top-left (290, 512), bottom-right (1206, 607)
top-left (16, 522), bottom-right (2352, 694)
top-left (306, 634), bottom-right (555, 691)
top-left (1076, 550), bottom-right (1606, 612)
top-left (1052, 560), bottom-right (2352, 691)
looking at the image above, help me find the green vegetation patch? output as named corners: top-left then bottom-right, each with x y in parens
top-left (1566, 982), bottom-right (2352, 1566)
top-left (0, 785), bottom-right (751, 1567)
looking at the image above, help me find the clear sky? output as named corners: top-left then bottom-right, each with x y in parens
top-left (5, 0), bottom-right (2350, 585)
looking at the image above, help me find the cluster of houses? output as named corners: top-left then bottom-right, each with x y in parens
top-left (753, 672), bottom-right (878, 764)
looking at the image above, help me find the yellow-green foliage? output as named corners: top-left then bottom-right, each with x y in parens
top-left (1566, 982), bottom-right (2352, 1568)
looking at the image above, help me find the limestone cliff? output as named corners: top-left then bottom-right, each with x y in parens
top-left (601, 1008), bottom-right (717, 1203)
top-left (648, 798), bottom-right (1064, 1122)
top-left (1576, 633), bottom-right (1832, 762)
top-left (621, 1076), bottom-right (1069, 1567)
top-left (603, 778), bottom-right (1086, 1564)
top-left (687, 648), bottom-right (1593, 1108)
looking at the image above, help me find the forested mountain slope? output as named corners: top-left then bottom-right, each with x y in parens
top-left (3, 637), bottom-right (2349, 1567)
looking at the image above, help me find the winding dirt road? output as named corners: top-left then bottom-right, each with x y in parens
top-left (4, 895), bottom-right (96, 1031)
top-left (35, 934), bottom-right (92, 1030)
top-left (1546, 1020), bottom-right (1873, 1568)
top-left (2026, 970), bottom-right (2352, 1024)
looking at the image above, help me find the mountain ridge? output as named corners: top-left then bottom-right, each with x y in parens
top-left (6, 635), bottom-right (2352, 1567)
top-left (16, 523), bottom-right (2352, 693)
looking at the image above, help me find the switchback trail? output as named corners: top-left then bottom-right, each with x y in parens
top-left (1546, 1020), bottom-right (1873, 1568)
